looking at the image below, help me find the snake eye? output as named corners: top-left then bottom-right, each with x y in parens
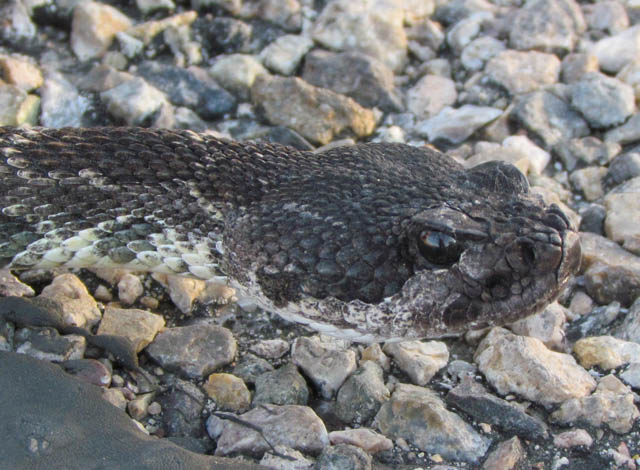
top-left (418, 230), bottom-right (463, 265)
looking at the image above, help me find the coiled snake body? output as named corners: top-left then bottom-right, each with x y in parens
top-left (0, 127), bottom-right (580, 341)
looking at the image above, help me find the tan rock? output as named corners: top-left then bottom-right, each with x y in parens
top-left (383, 340), bottom-right (449, 386)
top-left (203, 373), bottom-right (251, 412)
top-left (71, 2), bottom-right (133, 61)
top-left (39, 273), bottom-right (101, 328)
top-left (0, 55), bottom-right (43, 91)
top-left (97, 306), bottom-right (164, 352)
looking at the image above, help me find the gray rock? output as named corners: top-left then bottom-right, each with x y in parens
top-left (474, 328), bottom-right (596, 407)
top-left (15, 327), bottom-right (86, 362)
top-left (605, 152), bottom-right (640, 189)
top-left (617, 60), bottom-right (640, 99)
top-left (253, 363), bottom-right (309, 406)
top-left (484, 50), bottom-right (561, 95)
top-left (511, 91), bottom-right (589, 148)
top-left (605, 112), bottom-right (640, 144)
top-left (315, 444), bottom-right (372, 470)
top-left (291, 336), bottom-right (357, 399)
top-left (241, 0), bottom-right (302, 32)
top-left (250, 338), bottom-right (289, 359)
top-left (0, 0), bottom-right (36, 43)
top-left (590, 24), bottom-right (640, 73)
top-left (100, 77), bottom-right (171, 126)
top-left (328, 429), bottom-right (393, 454)
top-left (311, 0), bottom-right (407, 72)
top-left (434, 0), bottom-right (496, 24)
top-left (568, 72), bottom-right (635, 129)
top-left (570, 166), bottom-right (607, 201)
top-left (446, 11), bottom-right (493, 54)
top-left (136, 62), bottom-right (235, 119)
top-left (215, 405), bottom-right (329, 456)
top-left (209, 54), bottom-right (268, 101)
top-left (446, 376), bottom-right (548, 441)
top-left (509, 302), bottom-right (567, 351)
top-left (0, 352), bottom-right (266, 470)
top-left (335, 361), bottom-right (389, 425)
top-left (416, 105), bottom-right (502, 144)
top-left (383, 340), bottom-right (449, 386)
top-left (232, 353), bottom-right (275, 385)
top-left (560, 53), bottom-right (599, 84)
top-left (302, 50), bottom-right (403, 113)
top-left (60, 358), bottom-right (112, 387)
top-left (509, 0), bottom-right (585, 53)
top-left (40, 72), bottom-right (91, 127)
top-left (603, 176), bottom-right (640, 254)
top-left (251, 75), bottom-right (376, 145)
top-left (460, 36), bottom-right (505, 71)
top-left (578, 204), bottom-right (606, 234)
top-left (550, 374), bottom-right (639, 434)
top-left (146, 323), bottom-right (236, 379)
top-left (580, 232), bottom-right (640, 306)
top-left (374, 383), bottom-right (490, 463)
top-left (620, 361), bottom-right (640, 389)
top-left (559, 136), bottom-right (621, 171)
top-left (160, 379), bottom-right (206, 438)
top-left (406, 74), bottom-right (457, 119)
top-left (583, 1), bottom-right (629, 34)
top-left (136, 0), bottom-right (176, 14)
top-left (614, 297), bottom-right (640, 343)
top-left (260, 34), bottom-right (313, 76)
top-left (565, 302), bottom-right (621, 342)
top-left (259, 445), bottom-right (314, 470)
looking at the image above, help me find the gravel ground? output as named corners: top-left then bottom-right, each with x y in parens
top-left (1, 0), bottom-right (640, 469)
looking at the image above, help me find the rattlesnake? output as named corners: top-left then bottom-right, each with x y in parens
top-left (0, 126), bottom-right (581, 341)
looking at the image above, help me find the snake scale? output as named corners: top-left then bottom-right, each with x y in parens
top-left (0, 126), bottom-right (581, 341)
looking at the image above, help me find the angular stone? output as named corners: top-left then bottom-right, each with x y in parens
top-left (126, 10), bottom-right (197, 45)
top-left (315, 444), bottom-right (372, 470)
top-left (573, 335), bottom-right (640, 370)
top-left (551, 374), bottom-right (639, 434)
top-left (604, 176), bottom-right (640, 254)
top-left (461, 35), bottom-right (505, 72)
top-left (117, 273), bottom-right (143, 305)
top-left (291, 336), bottom-right (357, 399)
top-left (485, 50), bottom-right (561, 95)
top-left (481, 437), bottom-right (526, 470)
top-left (15, 329), bottom-right (86, 363)
top-left (335, 361), bottom-right (389, 425)
top-left (417, 105), bottom-right (502, 144)
top-left (0, 55), bottom-right (43, 91)
top-left (569, 72), bottom-right (635, 129)
top-left (260, 34), bottom-right (313, 76)
top-left (100, 77), bottom-right (170, 126)
top-left (553, 429), bottom-right (593, 449)
top-left (39, 274), bottom-right (101, 329)
top-left (253, 363), bottom-right (309, 406)
top-left (146, 324), bottom-right (236, 379)
top-left (374, 383), bottom-right (490, 463)
top-left (71, 1), bottom-right (132, 61)
top-left (383, 340), bottom-right (449, 386)
top-left (203, 373), bottom-right (251, 412)
top-left (407, 74), bottom-right (457, 119)
top-left (590, 24), bottom-right (640, 73)
top-left (561, 53), bottom-right (599, 84)
top-left (251, 75), bottom-right (376, 145)
top-left (474, 328), bottom-right (596, 406)
top-left (215, 405), bottom-right (329, 456)
top-left (570, 166), bottom-right (607, 201)
top-left (328, 428), bottom-right (393, 454)
top-left (97, 307), bottom-right (165, 353)
top-left (509, 302), bottom-right (567, 351)
top-left (209, 54), bottom-right (267, 102)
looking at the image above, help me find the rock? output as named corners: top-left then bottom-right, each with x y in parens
top-left (561, 136), bottom-right (621, 171)
top-left (97, 307), bottom-right (164, 353)
top-left (509, 0), bottom-right (585, 53)
top-left (136, 0), bottom-right (176, 14)
top-left (335, 361), bottom-right (389, 425)
top-left (551, 374), bottom-right (640, 434)
top-left (485, 50), bottom-right (561, 95)
top-left (446, 376), bottom-right (548, 441)
top-left (136, 62), bottom-right (235, 119)
top-left (253, 363), bottom-right (309, 406)
top-left (617, 60), bottom-right (640, 100)
top-left (374, 383), bottom-right (490, 463)
top-left (0, 352), bottom-right (263, 470)
top-left (434, 0), bottom-right (496, 24)
top-left (613, 297), bottom-right (640, 343)
top-left (553, 429), bottom-right (593, 449)
top-left (100, 77), bottom-right (170, 126)
top-left (311, 0), bottom-right (407, 72)
top-left (568, 72), bottom-right (635, 129)
top-left (146, 324), bottom-right (236, 379)
top-left (0, 84), bottom-right (39, 126)
top-left (406, 74), bottom-right (457, 119)
top-left (250, 338), bottom-right (289, 359)
top-left (209, 53), bottom-right (268, 101)
top-left (573, 336), bottom-right (640, 370)
top-left (502, 135), bottom-right (551, 174)
top-left (561, 53), bottom-right (599, 84)
top-left (302, 50), bottom-right (403, 113)
top-left (259, 446), bottom-right (314, 470)
top-left (117, 273), bottom-right (143, 305)
top-left (509, 302), bottom-right (567, 351)
top-left (328, 428), bottom-right (393, 454)
top-left (511, 91), bottom-right (589, 149)
top-left (39, 274), bottom-right (101, 329)
top-left (60, 359), bottom-right (112, 387)
top-left (160, 379), bottom-right (206, 437)
top-left (474, 328), bottom-right (596, 407)
top-left (241, 0), bottom-right (303, 32)
top-left (251, 75), bottom-right (376, 145)
top-left (315, 444), bottom-right (372, 470)
top-left (461, 36), bottom-right (505, 71)
top-left (39, 72), bottom-right (91, 128)
top-left (127, 392), bottom-right (154, 420)
top-left (590, 24), bottom-right (640, 73)
top-left (481, 437), bottom-right (526, 470)
top-left (604, 176), bottom-right (640, 254)
top-left (203, 373), bottom-right (251, 412)
top-left (0, 268), bottom-right (34, 297)
top-left (193, 17), bottom-right (252, 56)
top-left (570, 166), bottom-right (607, 201)
top-left (291, 336), bottom-right (357, 399)
top-left (359, 343), bottom-right (390, 371)
top-left (71, 1), bottom-right (133, 61)
top-left (215, 405), bottom-right (329, 456)
top-left (579, 232), bottom-right (640, 306)
top-left (605, 152), bottom-right (640, 189)
top-left (620, 361), bottom-right (640, 388)
top-left (604, 112), bottom-right (640, 145)
top-left (15, 328), bottom-right (86, 363)
top-left (0, 0), bottom-right (36, 44)
top-left (126, 10), bottom-right (197, 45)
top-left (232, 353), bottom-right (274, 385)
top-left (417, 105), bottom-right (502, 144)
top-left (382, 340), bottom-right (449, 386)
top-left (151, 273), bottom-right (205, 314)
top-left (0, 55), bottom-right (43, 91)
top-left (260, 34), bottom-right (313, 76)
top-left (583, 1), bottom-right (629, 34)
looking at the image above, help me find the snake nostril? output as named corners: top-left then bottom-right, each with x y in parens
top-left (520, 241), bottom-right (536, 267)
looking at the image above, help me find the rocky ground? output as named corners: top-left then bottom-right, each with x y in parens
top-left (1, 0), bottom-right (640, 469)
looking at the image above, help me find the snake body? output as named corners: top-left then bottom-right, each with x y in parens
top-left (0, 127), bottom-right (580, 341)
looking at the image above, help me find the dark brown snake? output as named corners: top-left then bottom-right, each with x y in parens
top-left (0, 126), bottom-right (581, 341)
